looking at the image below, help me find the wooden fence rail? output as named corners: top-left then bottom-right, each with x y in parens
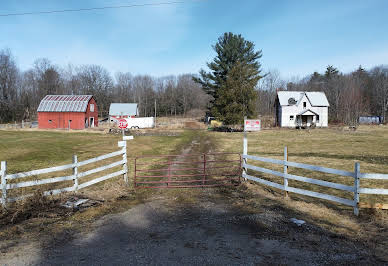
top-left (0, 141), bottom-right (128, 208)
top-left (242, 135), bottom-right (388, 216)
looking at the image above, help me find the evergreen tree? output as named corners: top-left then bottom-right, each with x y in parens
top-left (193, 32), bottom-right (262, 124)
top-left (325, 65), bottom-right (339, 80)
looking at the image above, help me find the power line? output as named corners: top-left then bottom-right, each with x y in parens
top-left (0, 1), bottom-right (186, 17)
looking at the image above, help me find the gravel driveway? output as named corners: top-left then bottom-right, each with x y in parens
top-left (1, 187), bottom-right (381, 266)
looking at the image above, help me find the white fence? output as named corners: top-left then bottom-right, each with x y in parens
top-left (1, 141), bottom-right (128, 207)
top-left (242, 134), bottom-right (388, 215)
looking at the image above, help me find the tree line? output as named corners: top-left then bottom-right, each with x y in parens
top-left (257, 65), bottom-right (388, 125)
top-left (0, 48), bottom-right (209, 123)
top-left (1, 41), bottom-right (387, 125)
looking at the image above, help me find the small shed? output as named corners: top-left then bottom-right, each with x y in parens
top-left (37, 95), bottom-right (98, 129)
top-left (109, 103), bottom-right (138, 122)
top-left (359, 116), bottom-right (382, 124)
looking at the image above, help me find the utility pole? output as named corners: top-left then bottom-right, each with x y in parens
top-left (154, 99), bottom-right (157, 128)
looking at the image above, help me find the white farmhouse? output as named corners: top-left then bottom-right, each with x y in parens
top-left (275, 91), bottom-right (329, 128)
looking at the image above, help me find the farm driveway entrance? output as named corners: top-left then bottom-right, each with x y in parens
top-left (134, 153), bottom-right (241, 188)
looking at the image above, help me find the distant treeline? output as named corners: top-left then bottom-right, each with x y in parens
top-left (257, 65), bottom-right (388, 125)
top-left (1, 48), bottom-right (387, 125)
top-left (0, 48), bottom-right (209, 123)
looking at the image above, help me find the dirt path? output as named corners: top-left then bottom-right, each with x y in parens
top-left (0, 133), bottom-right (384, 265)
top-left (0, 187), bottom-right (380, 265)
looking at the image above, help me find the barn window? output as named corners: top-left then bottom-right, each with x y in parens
top-left (48, 120), bottom-right (52, 123)
top-left (290, 115), bottom-right (294, 120)
top-left (90, 104), bottom-right (94, 112)
top-left (303, 102), bottom-right (306, 109)
top-left (316, 115), bottom-right (320, 122)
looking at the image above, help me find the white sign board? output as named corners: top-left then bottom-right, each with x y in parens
top-left (244, 119), bottom-right (261, 131)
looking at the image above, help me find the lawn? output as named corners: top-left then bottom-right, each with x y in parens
top-left (207, 125), bottom-right (388, 204)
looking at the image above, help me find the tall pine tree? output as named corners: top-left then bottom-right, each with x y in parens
top-left (193, 32), bottom-right (262, 124)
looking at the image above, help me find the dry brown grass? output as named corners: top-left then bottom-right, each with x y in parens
top-left (206, 125), bottom-right (388, 260)
top-left (0, 129), bottom-right (198, 247)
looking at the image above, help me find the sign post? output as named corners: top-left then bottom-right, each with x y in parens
top-left (243, 118), bottom-right (261, 181)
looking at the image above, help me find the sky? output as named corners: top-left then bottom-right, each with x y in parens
top-left (1, 0), bottom-right (388, 80)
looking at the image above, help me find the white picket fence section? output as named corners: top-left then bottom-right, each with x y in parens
top-left (0, 141), bottom-right (128, 207)
top-left (242, 135), bottom-right (388, 215)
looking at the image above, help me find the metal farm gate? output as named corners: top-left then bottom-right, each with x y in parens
top-left (134, 153), bottom-right (241, 188)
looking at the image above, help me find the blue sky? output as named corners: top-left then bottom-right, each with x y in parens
top-left (1, 0), bottom-right (387, 79)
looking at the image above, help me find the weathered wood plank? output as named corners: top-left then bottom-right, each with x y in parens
top-left (43, 186), bottom-right (74, 196)
top-left (285, 173), bottom-right (354, 192)
top-left (243, 163), bottom-right (284, 177)
top-left (78, 160), bottom-right (125, 178)
top-left (285, 161), bottom-right (355, 177)
top-left (78, 170), bottom-right (125, 190)
top-left (242, 173), bottom-right (284, 190)
top-left (353, 162), bottom-right (360, 216)
top-left (358, 188), bottom-right (388, 195)
top-left (77, 150), bottom-right (124, 167)
top-left (1, 161), bottom-right (6, 207)
top-left (244, 163), bottom-right (353, 192)
top-left (244, 154), bottom-right (355, 177)
top-left (6, 163), bottom-right (74, 180)
top-left (243, 154), bottom-right (284, 165)
top-left (286, 186), bottom-right (355, 206)
top-left (359, 173), bottom-right (388, 180)
top-left (6, 175), bottom-right (74, 189)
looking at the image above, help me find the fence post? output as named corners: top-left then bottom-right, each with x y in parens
top-left (203, 154), bottom-right (206, 185)
top-left (353, 162), bottom-right (360, 216)
top-left (73, 155), bottom-right (78, 191)
top-left (1, 161), bottom-right (7, 208)
top-left (168, 156), bottom-right (171, 187)
top-left (284, 146), bottom-right (289, 197)
top-left (122, 141), bottom-right (128, 184)
top-left (243, 116), bottom-right (248, 181)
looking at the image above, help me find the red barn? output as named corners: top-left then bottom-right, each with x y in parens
top-left (37, 95), bottom-right (98, 129)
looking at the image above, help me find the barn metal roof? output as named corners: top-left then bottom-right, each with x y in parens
top-left (109, 103), bottom-right (138, 116)
top-left (37, 95), bottom-right (93, 112)
top-left (277, 91), bottom-right (329, 107)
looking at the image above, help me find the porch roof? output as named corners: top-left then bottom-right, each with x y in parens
top-left (296, 109), bottom-right (319, 116)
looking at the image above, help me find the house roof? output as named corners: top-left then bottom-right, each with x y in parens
top-left (109, 103), bottom-right (138, 116)
top-left (37, 95), bottom-right (93, 112)
top-left (277, 91), bottom-right (329, 107)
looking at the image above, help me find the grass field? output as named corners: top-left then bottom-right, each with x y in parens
top-left (0, 126), bottom-right (387, 260)
top-left (208, 125), bottom-right (388, 203)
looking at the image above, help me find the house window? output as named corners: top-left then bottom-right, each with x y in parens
top-left (290, 115), bottom-right (294, 121)
top-left (316, 115), bottom-right (320, 123)
top-left (90, 104), bottom-right (94, 112)
top-left (48, 120), bottom-right (52, 123)
top-left (303, 102), bottom-right (306, 109)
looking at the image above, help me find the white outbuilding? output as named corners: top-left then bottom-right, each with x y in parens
top-left (275, 91), bottom-right (329, 128)
top-left (109, 103), bottom-right (139, 122)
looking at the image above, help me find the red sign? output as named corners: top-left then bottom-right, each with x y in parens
top-left (118, 119), bottom-right (128, 129)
